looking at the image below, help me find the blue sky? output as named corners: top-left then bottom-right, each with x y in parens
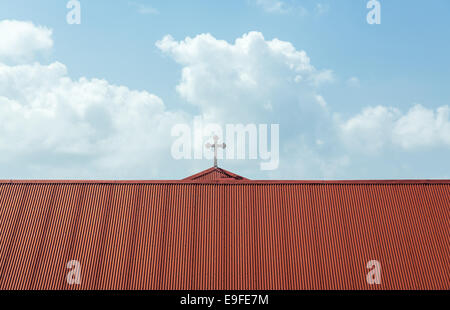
top-left (0, 0), bottom-right (449, 180)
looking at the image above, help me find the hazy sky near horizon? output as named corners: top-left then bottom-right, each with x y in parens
top-left (0, 0), bottom-right (449, 180)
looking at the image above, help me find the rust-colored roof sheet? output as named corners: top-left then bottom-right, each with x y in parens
top-left (0, 168), bottom-right (449, 290)
top-left (183, 167), bottom-right (248, 181)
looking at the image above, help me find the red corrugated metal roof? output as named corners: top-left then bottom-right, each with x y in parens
top-left (183, 167), bottom-right (248, 181)
top-left (0, 167), bottom-right (449, 290)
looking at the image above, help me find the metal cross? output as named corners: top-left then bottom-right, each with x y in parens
top-left (205, 135), bottom-right (226, 168)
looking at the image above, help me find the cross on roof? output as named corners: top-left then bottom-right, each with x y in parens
top-left (205, 135), bottom-right (226, 168)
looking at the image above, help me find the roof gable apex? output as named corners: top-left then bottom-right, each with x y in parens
top-left (183, 167), bottom-right (248, 181)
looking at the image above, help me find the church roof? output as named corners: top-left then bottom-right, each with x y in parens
top-left (1, 167), bottom-right (448, 290)
top-left (182, 167), bottom-right (248, 181)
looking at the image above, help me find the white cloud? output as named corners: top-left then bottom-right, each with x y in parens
top-left (0, 20), bottom-right (53, 64)
top-left (156, 31), bottom-right (352, 178)
top-left (0, 60), bottom-right (187, 177)
top-left (0, 20), bottom-right (186, 179)
top-left (156, 31), bottom-right (331, 121)
top-left (157, 30), bottom-right (450, 178)
top-left (1, 19), bottom-right (448, 180)
top-left (339, 105), bottom-right (400, 153)
top-left (339, 104), bottom-right (450, 152)
top-left (392, 105), bottom-right (450, 149)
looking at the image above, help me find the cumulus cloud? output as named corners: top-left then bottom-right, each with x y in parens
top-left (0, 20), bottom-right (53, 63)
top-left (0, 20), bottom-right (186, 179)
top-left (155, 31), bottom-right (353, 178)
top-left (393, 105), bottom-right (450, 149)
top-left (157, 30), bottom-right (450, 178)
top-left (0, 60), bottom-right (187, 178)
top-left (1, 19), bottom-right (449, 179)
top-left (156, 31), bottom-right (332, 122)
top-left (339, 104), bottom-right (450, 152)
top-left (339, 105), bottom-right (400, 153)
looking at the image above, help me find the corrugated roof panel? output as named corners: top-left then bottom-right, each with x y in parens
top-left (1, 184), bottom-right (29, 284)
top-left (96, 184), bottom-right (137, 290)
top-left (0, 181), bottom-right (448, 290)
top-left (183, 167), bottom-right (247, 181)
top-left (42, 184), bottom-right (85, 290)
top-left (1, 184), bottom-right (54, 289)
